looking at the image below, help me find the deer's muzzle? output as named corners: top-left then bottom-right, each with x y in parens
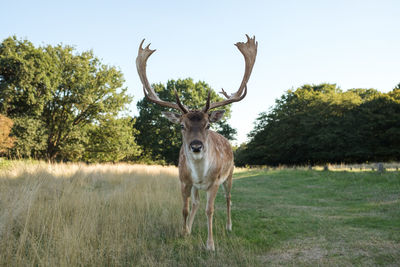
top-left (189, 140), bottom-right (203, 153)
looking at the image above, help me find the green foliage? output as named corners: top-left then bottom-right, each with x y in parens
top-left (135, 78), bottom-right (236, 165)
top-left (233, 142), bottom-right (249, 167)
top-left (345, 93), bottom-right (400, 162)
top-left (237, 83), bottom-right (400, 166)
top-left (83, 117), bottom-right (141, 163)
top-left (0, 36), bottom-right (134, 162)
top-left (10, 116), bottom-right (47, 158)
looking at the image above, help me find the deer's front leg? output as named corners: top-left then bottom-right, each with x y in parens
top-left (181, 182), bottom-right (192, 235)
top-left (187, 187), bottom-right (200, 234)
top-left (205, 184), bottom-right (219, 251)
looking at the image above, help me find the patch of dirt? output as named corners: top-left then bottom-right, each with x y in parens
top-left (260, 237), bottom-right (328, 265)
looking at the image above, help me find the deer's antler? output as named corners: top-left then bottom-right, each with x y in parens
top-left (136, 39), bottom-right (188, 113)
top-left (203, 34), bottom-right (257, 112)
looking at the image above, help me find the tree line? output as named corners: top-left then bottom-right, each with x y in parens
top-left (0, 36), bottom-right (235, 164)
top-left (235, 83), bottom-right (400, 166)
top-left (1, 37), bottom-right (399, 166)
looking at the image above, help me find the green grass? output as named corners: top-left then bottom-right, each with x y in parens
top-left (0, 163), bottom-right (399, 266)
top-left (229, 169), bottom-right (400, 266)
top-left (0, 158), bottom-right (39, 170)
top-left (0, 158), bottom-right (13, 170)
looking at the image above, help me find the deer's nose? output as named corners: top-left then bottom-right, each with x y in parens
top-left (190, 140), bottom-right (203, 153)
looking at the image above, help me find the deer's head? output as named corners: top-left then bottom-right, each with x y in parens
top-left (136, 35), bottom-right (258, 158)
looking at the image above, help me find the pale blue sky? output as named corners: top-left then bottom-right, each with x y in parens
top-left (1, 0), bottom-right (399, 144)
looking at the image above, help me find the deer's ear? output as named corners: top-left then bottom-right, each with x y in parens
top-left (209, 110), bottom-right (225, 123)
top-left (162, 111), bottom-right (181, 124)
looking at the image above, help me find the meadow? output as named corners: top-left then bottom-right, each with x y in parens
top-left (0, 161), bottom-right (399, 266)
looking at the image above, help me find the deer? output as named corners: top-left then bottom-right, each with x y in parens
top-left (135, 35), bottom-right (257, 251)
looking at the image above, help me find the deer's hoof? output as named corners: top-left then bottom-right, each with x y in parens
top-left (182, 226), bottom-right (190, 236)
top-left (206, 240), bottom-right (215, 251)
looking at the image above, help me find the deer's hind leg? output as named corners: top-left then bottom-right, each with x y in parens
top-left (205, 184), bottom-right (219, 251)
top-left (222, 170), bottom-right (233, 232)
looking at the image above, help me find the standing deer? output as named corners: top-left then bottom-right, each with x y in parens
top-left (136, 35), bottom-right (257, 251)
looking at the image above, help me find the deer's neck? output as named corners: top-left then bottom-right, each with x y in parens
top-left (184, 139), bottom-right (214, 188)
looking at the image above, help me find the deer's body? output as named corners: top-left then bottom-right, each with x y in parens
top-left (179, 130), bottom-right (234, 250)
top-left (135, 35), bottom-right (257, 251)
top-left (179, 130), bottom-right (233, 190)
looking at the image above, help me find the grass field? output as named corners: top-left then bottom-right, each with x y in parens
top-left (0, 162), bottom-right (399, 266)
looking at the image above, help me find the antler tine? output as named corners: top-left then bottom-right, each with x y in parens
top-left (205, 35), bottom-right (258, 111)
top-left (219, 88), bottom-right (229, 99)
top-left (136, 39), bottom-right (188, 113)
top-left (202, 90), bottom-right (211, 112)
top-left (174, 87), bottom-right (189, 113)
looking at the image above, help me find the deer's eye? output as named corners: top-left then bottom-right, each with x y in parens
top-left (180, 124), bottom-right (185, 130)
top-left (206, 124), bottom-right (211, 129)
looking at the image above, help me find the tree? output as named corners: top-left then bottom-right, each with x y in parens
top-left (0, 114), bottom-right (15, 154)
top-left (236, 83), bottom-right (400, 166)
top-left (388, 84), bottom-right (400, 101)
top-left (345, 93), bottom-right (400, 162)
top-left (0, 36), bottom-right (133, 161)
top-left (135, 78), bottom-right (236, 165)
top-left (9, 116), bottom-right (47, 158)
top-left (83, 117), bottom-right (142, 163)
top-left (237, 84), bottom-right (367, 166)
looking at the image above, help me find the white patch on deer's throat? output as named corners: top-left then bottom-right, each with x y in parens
top-left (189, 158), bottom-right (210, 190)
top-left (185, 145), bottom-right (213, 190)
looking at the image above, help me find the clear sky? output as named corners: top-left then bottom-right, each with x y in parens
top-left (1, 0), bottom-right (399, 144)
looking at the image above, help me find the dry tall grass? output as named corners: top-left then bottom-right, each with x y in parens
top-left (0, 163), bottom-right (181, 266)
top-left (0, 162), bottom-right (254, 266)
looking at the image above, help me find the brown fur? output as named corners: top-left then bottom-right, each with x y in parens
top-left (177, 111), bottom-right (234, 251)
top-left (136, 34), bottom-right (258, 251)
